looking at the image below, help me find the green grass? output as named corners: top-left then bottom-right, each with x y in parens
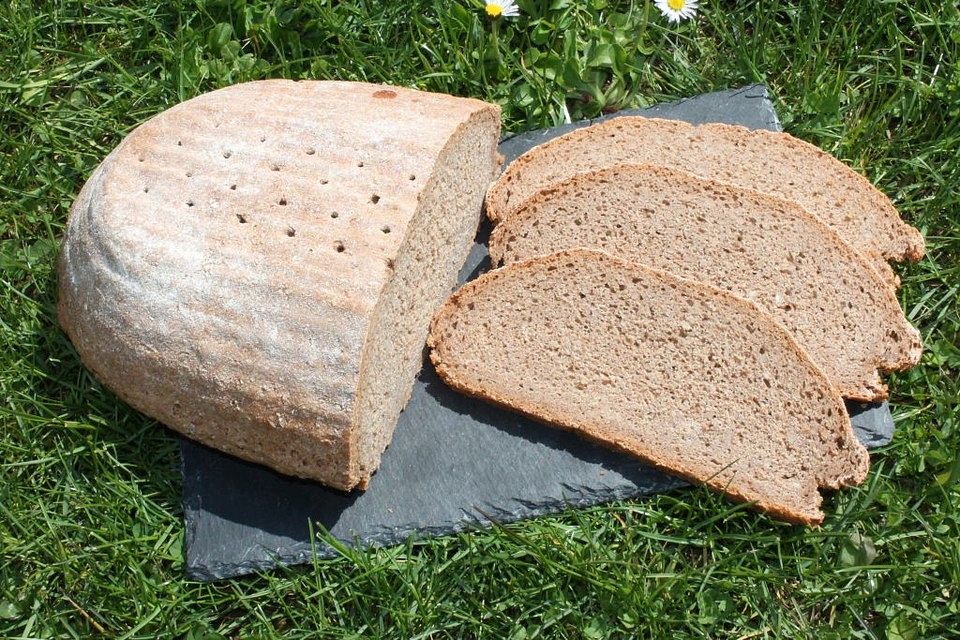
top-left (1, 0), bottom-right (959, 637)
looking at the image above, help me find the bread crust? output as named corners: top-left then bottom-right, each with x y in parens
top-left (58, 80), bottom-right (500, 490)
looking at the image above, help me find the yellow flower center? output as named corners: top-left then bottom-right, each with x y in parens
top-left (667, 0), bottom-right (686, 9)
top-left (485, 3), bottom-right (503, 17)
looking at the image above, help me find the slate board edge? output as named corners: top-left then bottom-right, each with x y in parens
top-left (499, 83), bottom-right (781, 150)
top-left (184, 477), bottom-right (685, 581)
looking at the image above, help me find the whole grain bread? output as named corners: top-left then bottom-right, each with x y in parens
top-left (489, 163), bottom-right (922, 401)
top-left (58, 80), bottom-right (501, 490)
top-left (485, 116), bottom-right (924, 285)
top-left (428, 249), bottom-right (869, 525)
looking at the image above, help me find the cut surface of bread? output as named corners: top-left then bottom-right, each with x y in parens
top-left (485, 116), bottom-right (924, 283)
top-left (58, 80), bottom-right (501, 490)
top-left (489, 164), bottom-right (923, 401)
top-left (428, 249), bottom-right (869, 525)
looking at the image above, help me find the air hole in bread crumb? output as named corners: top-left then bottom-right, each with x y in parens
top-left (143, 186), bottom-right (149, 193)
top-left (286, 227), bottom-right (296, 237)
top-left (177, 140), bottom-right (182, 146)
top-left (381, 225), bottom-right (391, 234)
top-left (260, 136), bottom-right (266, 142)
top-left (330, 211), bottom-right (339, 219)
top-left (357, 161), bottom-right (364, 167)
top-left (236, 214), bottom-right (246, 223)
top-left (305, 147), bottom-right (316, 155)
top-left (222, 150), bottom-right (232, 159)
top-left (138, 156), bottom-right (144, 162)
top-left (230, 184), bottom-right (237, 190)
top-left (279, 198), bottom-right (287, 206)
top-left (335, 241), bottom-right (345, 252)
top-left (271, 164), bottom-right (281, 171)
top-left (409, 174), bottom-right (416, 181)
top-left (186, 200), bottom-right (194, 207)
top-left (186, 171), bottom-right (193, 177)
top-left (370, 194), bottom-right (381, 204)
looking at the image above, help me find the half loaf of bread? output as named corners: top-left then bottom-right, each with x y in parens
top-left (58, 80), bottom-right (502, 490)
top-left (489, 164), bottom-right (923, 401)
top-left (428, 249), bottom-right (870, 525)
top-left (485, 116), bottom-right (924, 283)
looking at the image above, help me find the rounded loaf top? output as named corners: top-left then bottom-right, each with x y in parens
top-left (61, 79), bottom-right (495, 380)
top-left (85, 79), bottom-right (492, 313)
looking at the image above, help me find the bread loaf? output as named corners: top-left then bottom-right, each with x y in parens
top-left (489, 164), bottom-right (923, 401)
top-left (485, 117), bottom-right (924, 284)
top-left (58, 80), bottom-right (501, 490)
top-left (428, 249), bottom-right (869, 525)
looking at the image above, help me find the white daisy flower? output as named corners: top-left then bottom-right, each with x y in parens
top-left (655, 0), bottom-right (698, 23)
top-left (485, 0), bottom-right (520, 19)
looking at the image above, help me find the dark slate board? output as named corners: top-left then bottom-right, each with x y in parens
top-left (181, 85), bottom-right (895, 581)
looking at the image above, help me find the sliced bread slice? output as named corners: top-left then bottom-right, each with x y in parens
top-left (428, 249), bottom-right (869, 525)
top-left (485, 116), bottom-right (924, 284)
top-left (489, 164), bottom-right (922, 401)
